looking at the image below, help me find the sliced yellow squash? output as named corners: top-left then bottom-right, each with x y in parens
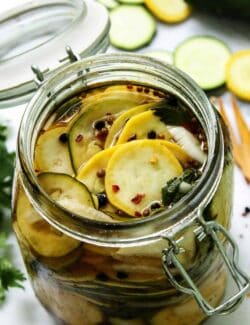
top-left (34, 126), bottom-right (74, 176)
top-left (226, 50), bottom-right (250, 101)
top-left (117, 110), bottom-right (172, 144)
top-left (105, 140), bottom-right (183, 216)
top-left (105, 103), bottom-right (158, 148)
top-left (16, 187), bottom-right (80, 257)
top-left (159, 140), bottom-right (191, 166)
top-left (77, 147), bottom-right (118, 194)
top-left (145, 0), bottom-right (192, 24)
top-left (69, 91), bottom-right (159, 172)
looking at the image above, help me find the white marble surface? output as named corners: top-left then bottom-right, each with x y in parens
top-left (0, 1), bottom-right (250, 324)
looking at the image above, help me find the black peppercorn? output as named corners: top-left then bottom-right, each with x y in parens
top-left (96, 273), bottom-right (109, 281)
top-left (147, 130), bottom-right (156, 139)
top-left (94, 120), bottom-right (106, 130)
top-left (58, 133), bottom-right (68, 143)
top-left (97, 193), bottom-right (108, 207)
top-left (150, 202), bottom-right (161, 210)
top-left (116, 271), bottom-right (128, 279)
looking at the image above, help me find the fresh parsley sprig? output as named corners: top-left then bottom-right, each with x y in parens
top-left (0, 124), bottom-right (25, 305)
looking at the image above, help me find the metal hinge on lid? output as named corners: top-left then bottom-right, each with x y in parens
top-left (31, 45), bottom-right (80, 87)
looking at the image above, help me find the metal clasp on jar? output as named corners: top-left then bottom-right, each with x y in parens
top-left (31, 46), bottom-right (82, 87)
top-left (161, 214), bottom-right (249, 316)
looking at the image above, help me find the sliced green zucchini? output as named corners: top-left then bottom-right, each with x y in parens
top-left (69, 91), bottom-right (158, 172)
top-left (34, 126), bottom-right (74, 175)
top-left (39, 173), bottom-right (116, 222)
top-left (174, 36), bottom-right (231, 90)
top-left (143, 50), bottom-right (173, 65)
top-left (105, 102), bottom-right (159, 148)
top-left (38, 173), bottom-right (94, 213)
top-left (117, 110), bottom-right (172, 144)
top-left (118, 0), bottom-right (144, 3)
top-left (110, 5), bottom-right (157, 50)
top-left (168, 126), bottom-right (207, 164)
top-left (15, 187), bottom-right (80, 257)
top-left (105, 140), bottom-right (183, 216)
top-left (97, 0), bottom-right (119, 10)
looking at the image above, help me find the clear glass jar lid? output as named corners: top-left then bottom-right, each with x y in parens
top-left (0, 0), bottom-right (109, 108)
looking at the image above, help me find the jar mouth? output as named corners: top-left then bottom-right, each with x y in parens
top-left (0, 0), bottom-right (85, 63)
top-left (17, 53), bottom-right (224, 246)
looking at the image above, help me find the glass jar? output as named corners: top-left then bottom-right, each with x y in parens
top-left (13, 54), bottom-right (249, 325)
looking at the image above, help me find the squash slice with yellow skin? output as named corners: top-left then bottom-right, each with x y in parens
top-left (226, 50), bottom-right (250, 101)
top-left (158, 140), bottom-right (192, 167)
top-left (145, 0), bottom-right (192, 24)
top-left (69, 91), bottom-right (160, 172)
top-left (105, 103), bottom-right (159, 148)
top-left (105, 140), bottom-right (183, 216)
top-left (117, 110), bottom-right (172, 144)
top-left (77, 147), bottom-right (118, 194)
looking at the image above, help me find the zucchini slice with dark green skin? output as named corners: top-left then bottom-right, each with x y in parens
top-left (38, 173), bottom-right (115, 222)
top-left (110, 5), bottom-right (157, 50)
top-left (38, 173), bottom-right (95, 213)
top-left (174, 36), bottom-right (231, 90)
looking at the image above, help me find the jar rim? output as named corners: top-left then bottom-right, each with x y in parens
top-left (17, 53), bottom-right (224, 246)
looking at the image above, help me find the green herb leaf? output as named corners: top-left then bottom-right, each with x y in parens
top-left (152, 101), bottom-right (189, 125)
top-left (0, 123), bottom-right (25, 305)
top-left (162, 168), bottom-right (201, 206)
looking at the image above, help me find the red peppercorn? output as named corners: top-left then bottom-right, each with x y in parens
top-left (131, 193), bottom-right (145, 205)
top-left (135, 211), bottom-right (142, 217)
top-left (142, 208), bottom-right (150, 217)
top-left (144, 88), bottom-right (150, 94)
top-left (127, 84), bottom-right (133, 90)
top-left (96, 128), bottom-right (109, 142)
top-left (112, 185), bottom-right (120, 193)
top-left (96, 169), bottom-right (106, 178)
top-left (137, 86), bottom-right (143, 92)
top-left (75, 134), bottom-right (84, 143)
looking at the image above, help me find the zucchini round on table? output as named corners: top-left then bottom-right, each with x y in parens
top-left (174, 36), bottom-right (231, 90)
top-left (109, 5), bottom-right (157, 50)
top-left (118, 0), bottom-right (144, 3)
top-left (97, 0), bottom-right (119, 10)
top-left (226, 50), bottom-right (250, 101)
top-left (145, 0), bottom-right (192, 24)
top-left (143, 50), bottom-right (173, 65)
top-left (105, 140), bottom-right (183, 216)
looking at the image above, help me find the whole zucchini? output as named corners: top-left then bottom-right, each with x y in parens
top-left (185, 0), bottom-right (250, 20)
